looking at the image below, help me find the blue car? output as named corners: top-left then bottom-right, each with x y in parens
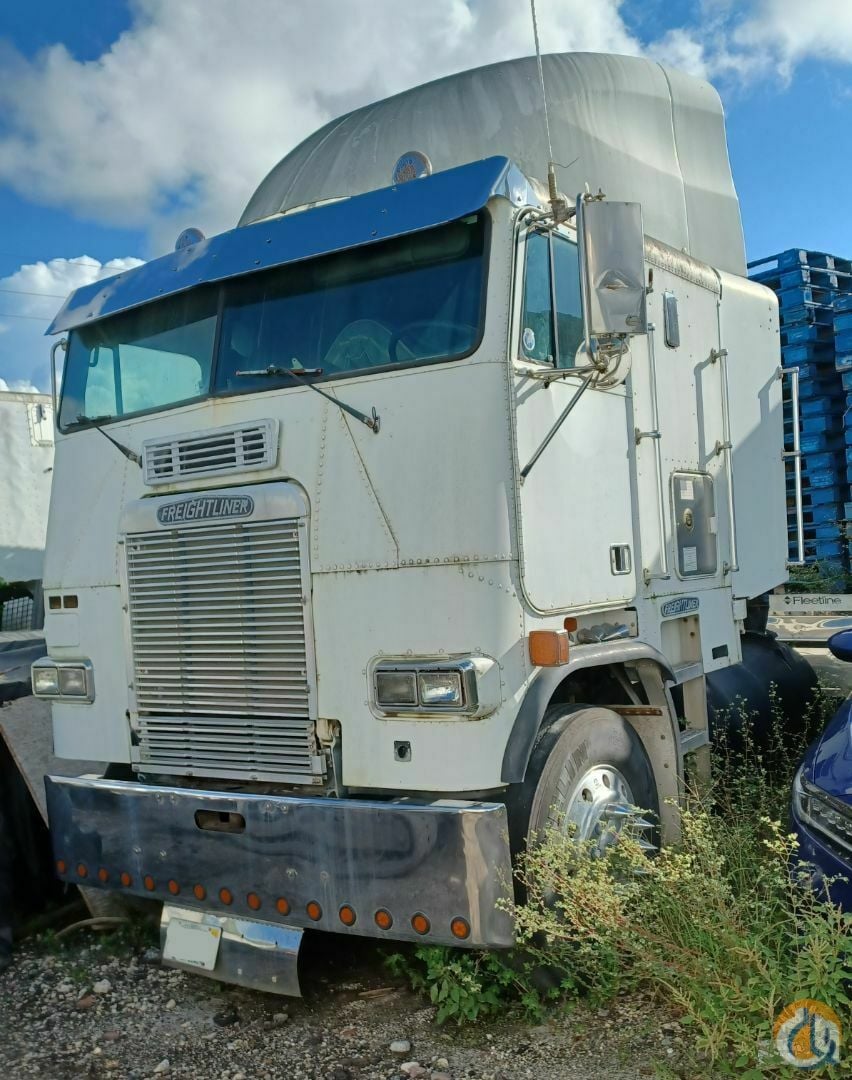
top-left (791, 630), bottom-right (852, 909)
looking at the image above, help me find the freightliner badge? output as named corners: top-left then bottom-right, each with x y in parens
top-left (157, 495), bottom-right (254, 525)
top-left (660, 596), bottom-right (699, 618)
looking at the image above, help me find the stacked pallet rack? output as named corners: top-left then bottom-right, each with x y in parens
top-left (748, 249), bottom-right (852, 568)
top-left (838, 291), bottom-right (852, 555)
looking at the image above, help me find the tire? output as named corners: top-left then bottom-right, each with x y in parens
top-left (508, 703), bottom-right (660, 858)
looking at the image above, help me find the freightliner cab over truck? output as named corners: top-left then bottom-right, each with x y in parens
top-left (35, 53), bottom-right (793, 995)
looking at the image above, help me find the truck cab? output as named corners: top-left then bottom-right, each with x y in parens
top-left (33, 53), bottom-right (787, 995)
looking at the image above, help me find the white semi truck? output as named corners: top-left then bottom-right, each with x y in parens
top-left (33, 53), bottom-right (792, 995)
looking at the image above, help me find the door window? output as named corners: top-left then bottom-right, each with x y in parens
top-left (520, 230), bottom-right (584, 369)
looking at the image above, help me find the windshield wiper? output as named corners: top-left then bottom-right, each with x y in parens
top-left (76, 415), bottom-right (142, 467)
top-left (235, 364), bottom-right (380, 434)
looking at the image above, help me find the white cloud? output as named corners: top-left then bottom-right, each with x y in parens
top-left (0, 256), bottom-right (144, 391)
top-left (733, 0), bottom-right (852, 78)
top-left (0, 376), bottom-right (40, 393)
top-left (0, 0), bottom-right (643, 255)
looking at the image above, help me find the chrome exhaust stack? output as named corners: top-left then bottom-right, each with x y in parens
top-left (160, 905), bottom-right (303, 997)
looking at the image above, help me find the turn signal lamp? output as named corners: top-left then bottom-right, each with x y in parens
top-left (529, 630), bottom-right (570, 667)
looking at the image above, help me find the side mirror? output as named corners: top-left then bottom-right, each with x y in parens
top-left (828, 629), bottom-right (852, 663)
top-left (578, 198), bottom-right (648, 339)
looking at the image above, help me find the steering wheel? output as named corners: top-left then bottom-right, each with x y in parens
top-left (389, 320), bottom-right (478, 364)
top-left (323, 319), bottom-right (393, 373)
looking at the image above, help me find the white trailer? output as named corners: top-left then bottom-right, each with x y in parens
top-left (0, 390), bottom-right (54, 627)
top-left (33, 54), bottom-right (788, 995)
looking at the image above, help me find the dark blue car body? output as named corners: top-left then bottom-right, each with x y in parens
top-left (791, 695), bottom-right (852, 908)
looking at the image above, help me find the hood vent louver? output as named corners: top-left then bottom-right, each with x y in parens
top-left (142, 419), bottom-right (279, 486)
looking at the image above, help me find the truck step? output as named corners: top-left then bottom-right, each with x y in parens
top-left (680, 728), bottom-right (710, 754)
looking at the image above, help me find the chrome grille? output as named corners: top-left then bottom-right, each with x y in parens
top-left (125, 516), bottom-right (322, 783)
top-left (142, 420), bottom-right (279, 485)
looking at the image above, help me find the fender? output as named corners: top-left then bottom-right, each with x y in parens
top-left (500, 640), bottom-right (675, 783)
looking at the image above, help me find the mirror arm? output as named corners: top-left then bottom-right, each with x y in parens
top-left (519, 368), bottom-right (596, 483)
top-left (50, 337), bottom-right (67, 416)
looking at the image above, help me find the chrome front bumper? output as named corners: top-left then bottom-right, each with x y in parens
top-left (45, 776), bottom-right (515, 948)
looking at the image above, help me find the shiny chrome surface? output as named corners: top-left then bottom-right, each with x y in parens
top-left (47, 157), bottom-right (529, 334)
top-left (122, 484), bottom-right (321, 784)
top-left (142, 419), bottom-right (279, 486)
top-left (160, 904), bottom-right (303, 997)
top-left (371, 658), bottom-right (480, 716)
top-left (45, 775), bottom-right (516, 948)
top-left (781, 365), bottom-right (805, 566)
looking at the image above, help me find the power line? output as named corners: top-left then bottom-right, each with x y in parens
top-left (0, 311), bottom-right (53, 323)
top-left (0, 286), bottom-right (68, 300)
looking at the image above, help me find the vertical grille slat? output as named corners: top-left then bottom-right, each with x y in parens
top-left (126, 513), bottom-right (321, 783)
top-left (142, 420), bottom-right (279, 485)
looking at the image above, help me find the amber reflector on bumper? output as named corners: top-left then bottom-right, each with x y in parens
top-left (193, 885), bottom-right (206, 901)
top-left (120, 872), bottom-right (132, 887)
top-left (276, 897), bottom-right (291, 916)
top-left (451, 917), bottom-right (471, 940)
top-left (306, 901), bottom-right (322, 921)
top-left (144, 875), bottom-right (156, 891)
top-left (411, 913), bottom-right (430, 935)
top-left (528, 629), bottom-right (570, 667)
top-left (168, 880), bottom-right (180, 896)
top-left (374, 909), bottom-right (393, 930)
top-left (339, 905), bottom-right (357, 927)
top-left (77, 863), bottom-right (88, 879)
top-left (219, 887), bottom-right (233, 906)
top-left (247, 893), bottom-right (262, 911)
top-left (56, 860), bottom-right (67, 875)
top-left (98, 868), bottom-right (109, 883)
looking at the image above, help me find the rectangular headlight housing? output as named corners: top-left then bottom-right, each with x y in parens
top-left (372, 659), bottom-right (480, 715)
top-left (58, 666), bottom-right (88, 696)
top-left (32, 658), bottom-right (94, 702)
top-left (33, 663), bottom-right (60, 696)
top-left (375, 670), bottom-right (418, 706)
top-left (418, 671), bottom-right (462, 706)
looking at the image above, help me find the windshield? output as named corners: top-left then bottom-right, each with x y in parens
top-left (59, 213), bottom-right (486, 430)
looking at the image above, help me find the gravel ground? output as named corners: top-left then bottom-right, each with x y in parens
top-left (0, 929), bottom-right (697, 1080)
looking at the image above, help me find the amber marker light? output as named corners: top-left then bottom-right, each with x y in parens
top-left (56, 859), bottom-right (67, 875)
top-left (120, 872), bottom-right (133, 888)
top-left (338, 905), bottom-right (357, 927)
top-left (306, 901), bottom-right (322, 921)
top-left (219, 887), bottom-right (233, 906)
top-left (77, 863), bottom-right (88, 879)
top-left (529, 629), bottom-right (570, 667)
top-left (411, 913), bottom-right (431, 935)
top-left (374, 909), bottom-right (393, 930)
top-left (144, 875), bottom-right (156, 892)
top-left (247, 892), bottom-right (262, 911)
top-left (98, 868), bottom-right (110, 883)
top-left (451, 917), bottom-right (471, 940)
top-left (563, 617), bottom-right (578, 633)
top-left (168, 880), bottom-right (180, 896)
top-left (276, 897), bottom-right (291, 916)
top-left (193, 884), bottom-right (207, 901)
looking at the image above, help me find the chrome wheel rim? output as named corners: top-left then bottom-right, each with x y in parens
top-left (562, 764), bottom-right (638, 855)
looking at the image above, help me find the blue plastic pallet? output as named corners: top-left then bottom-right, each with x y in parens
top-left (798, 397), bottom-right (845, 418)
top-left (835, 355), bottom-right (852, 373)
top-left (835, 312), bottom-right (852, 333)
top-left (780, 267), bottom-right (842, 290)
top-left (784, 323), bottom-right (836, 346)
top-left (782, 342), bottom-right (837, 365)
top-left (842, 370), bottom-right (852, 392)
top-left (778, 286), bottom-right (835, 310)
top-left (836, 294), bottom-right (852, 314)
top-left (780, 304), bottom-right (835, 328)
top-left (788, 539), bottom-right (845, 559)
top-left (837, 329), bottom-right (852, 354)
top-left (788, 484), bottom-right (849, 507)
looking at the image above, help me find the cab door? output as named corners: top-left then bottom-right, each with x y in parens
top-left (512, 225), bottom-right (637, 614)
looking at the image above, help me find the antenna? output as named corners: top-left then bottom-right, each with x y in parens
top-left (529, 0), bottom-right (569, 222)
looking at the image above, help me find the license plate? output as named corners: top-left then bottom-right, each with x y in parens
top-left (163, 918), bottom-right (222, 971)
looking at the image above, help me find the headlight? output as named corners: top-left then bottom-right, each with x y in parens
top-left (32, 659), bottom-right (94, 702)
top-left (418, 671), bottom-right (462, 706)
top-left (375, 670), bottom-right (418, 706)
top-left (33, 664), bottom-right (60, 696)
top-left (372, 659), bottom-right (481, 715)
top-left (58, 666), bottom-right (88, 696)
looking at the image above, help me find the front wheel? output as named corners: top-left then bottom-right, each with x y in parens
top-left (509, 704), bottom-right (660, 857)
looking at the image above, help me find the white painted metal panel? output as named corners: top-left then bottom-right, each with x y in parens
top-left (718, 273), bottom-right (787, 601)
top-left (0, 392), bottom-right (54, 583)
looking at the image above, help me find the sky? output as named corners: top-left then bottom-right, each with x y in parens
top-left (0, 0), bottom-right (850, 393)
